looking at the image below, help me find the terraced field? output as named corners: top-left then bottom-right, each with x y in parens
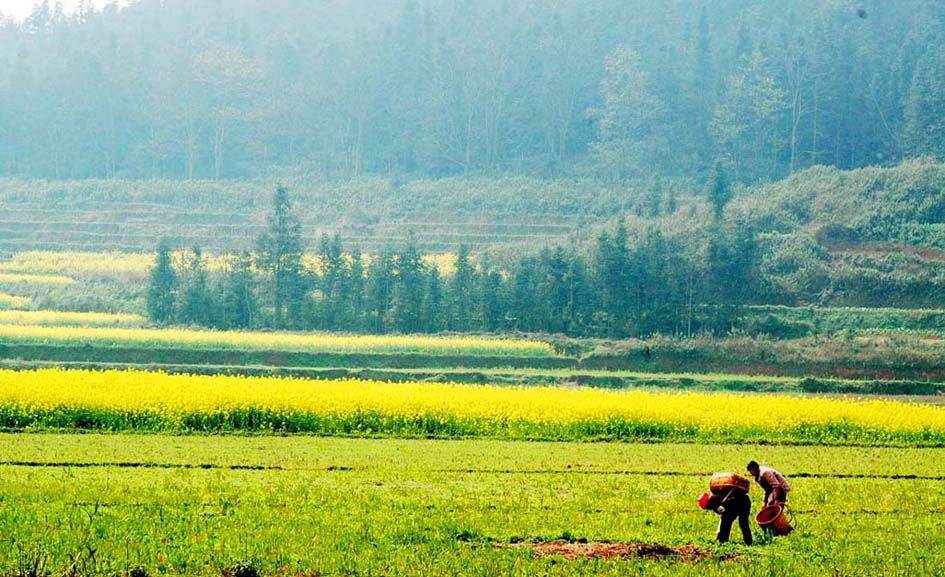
top-left (0, 205), bottom-right (575, 252)
top-left (0, 177), bottom-right (609, 253)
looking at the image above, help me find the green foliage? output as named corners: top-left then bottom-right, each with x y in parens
top-left (905, 47), bottom-right (945, 159)
top-left (256, 186), bottom-right (305, 329)
top-left (0, 403), bottom-right (942, 446)
top-left (707, 162), bottom-right (732, 221)
top-left (1, 436), bottom-right (945, 575)
top-left (594, 45), bottom-right (668, 180)
top-left (178, 247), bottom-right (213, 326)
top-left (145, 241), bottom-right (176, 324)
top-left (220, 252), bottom-right (256, 330)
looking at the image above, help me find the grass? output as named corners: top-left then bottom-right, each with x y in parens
top-left (583, 333), bottom-right (945, 381)
top-left (740, 305), bottom-right (945, 336)
top-left (1, 435), bottom-right (943, 576)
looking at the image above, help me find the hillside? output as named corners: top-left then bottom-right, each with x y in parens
top-left (601, 160), bottom-right (945, 309)
top-left (740, 160), bottom-right (945, 307)
top-left (0, 176), bottom-right (626, 253)
top-left (3, 160), bottom-right (945, 329)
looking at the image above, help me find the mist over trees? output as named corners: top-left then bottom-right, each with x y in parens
top-left (2, 0), bottom-right (944, 183)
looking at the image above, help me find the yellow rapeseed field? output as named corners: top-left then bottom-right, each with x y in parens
top-left (0, 251), bottom-right (230, 276)
top-left (0, 273), bottom-right (75, 286)
top-left (1, 369), bottom-right (943, 438)
top-left (0, 293), bottom-right (32, 310)
top-left (0, 324), bottom-right (555, 356)
top-left (1, 250), bottom-right (458, 277)
top-left (0, 310), bottom-right (146, 327)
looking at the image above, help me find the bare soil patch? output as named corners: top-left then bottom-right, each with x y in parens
top-left (500, 541), bottom-right (727, 563)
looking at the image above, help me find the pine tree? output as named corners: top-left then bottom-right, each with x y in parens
top-left (478, 255), bottom-right (501, 332)
top-left (594, 223), bottom-right (631, 337)
top-left (367, 250), bottom-right (395, 334)
top-left (318, 233), bottom-right (346, 328)
top-left (257, 185), bottom-right (305, 330)
top-left (707, 160), bottom-right (732, 221)
top-left (905, 48), bottom-right (945, 159)
top-left (421, 266), bottom-right (444, 333)
top-left (146, 240), bottom-right (177, 324)
top-left (347, 247), bottom-right (367, 331)
top-left (450, 245), bottom-right (475, 331)
top-left (391, 235), bottom-right (424, 333)
top-left (178, 246), bottom-right (213, 326)
top-left (222, 251), bottom-right (255, 329)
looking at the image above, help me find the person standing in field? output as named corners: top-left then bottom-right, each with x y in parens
top-left (747, 461), bottom-right (791, 507)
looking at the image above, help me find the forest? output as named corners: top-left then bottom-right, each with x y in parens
top-left (2, 0), bottom-right (945, 185)
top-left (146, 188), bottom-right (757, 338)
top-left (146, 165), bottom-right (945, 339)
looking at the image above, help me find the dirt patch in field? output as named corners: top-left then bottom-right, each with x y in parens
top-left (500, 541), bottom-right (727, 563)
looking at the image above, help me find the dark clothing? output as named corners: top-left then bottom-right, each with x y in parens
top-left (706, 490), bottom-right (753, 546)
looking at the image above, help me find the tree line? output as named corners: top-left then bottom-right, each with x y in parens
top-left (147, 185), bottom-right (758, 338)
top-left (3, 0), bottom-right (945, 185)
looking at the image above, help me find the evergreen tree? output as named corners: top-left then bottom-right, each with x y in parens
top-left (478, 255), bottom-right (502, 332)
top-left (421, 266), bottom-right (445, 333)
top-left (146, 240), bottom-right (177, 324)
top-left (595, 44), bottom-right (667, 181)
top-left (257, 185), bottom-right (305, 330)
top-left (707, 160), bottom-right (732, 221)
top-left (221, 251), bottom-right (255, 329)
top-left (539, 247), bottom-right (570, 334)
top-left (594, 223), bottom-right (631, 337)
top-left (564, 250), bottom-right (591, 335)
top-left (509, 256), bottom-right (539, 332)
top-left (347, 247), bottom-right (367, 331)
top-left (366, 250), bottom-right (395, 333)
top-left (317, 233), bottom-right (346, 328)
top-left (178, 246), bottom-right (213, 326)
top-left (450, 245), bottom-right (476, 331)
top-left (391, 235), bottom-right (425, 333)
top-left (905, 48), bottom-right (945, 159)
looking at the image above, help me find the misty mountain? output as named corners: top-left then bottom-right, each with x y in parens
top-left (1, 0), bottom-right (943, 183)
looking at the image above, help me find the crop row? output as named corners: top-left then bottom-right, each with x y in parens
top-left (0, 273), bottom-right (75, 286)
top-left (2, 369), bottom-right (943, 445)
top-left (0, 250), bottom-right (459, 277)
top-left (0, 311), bottom-right (146, 327)
top-left (0, 325), bottom-right (556, 357)
top-left (0, 292), bottom-right (32, 310)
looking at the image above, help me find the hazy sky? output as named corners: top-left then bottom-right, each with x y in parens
top-left (0, 0), bottom-right (124, 20)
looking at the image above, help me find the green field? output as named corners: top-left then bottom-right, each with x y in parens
top-left (1, 435), bottom-right (943, 576)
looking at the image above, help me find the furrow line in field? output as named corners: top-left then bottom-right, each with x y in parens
top-left (2, 461), bottom-right (944, 480)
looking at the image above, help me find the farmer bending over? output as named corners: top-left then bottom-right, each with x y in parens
top-left (747, 461), bottom-right (791, 507)
top-left (706, 488), bottom-right (753, 546)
